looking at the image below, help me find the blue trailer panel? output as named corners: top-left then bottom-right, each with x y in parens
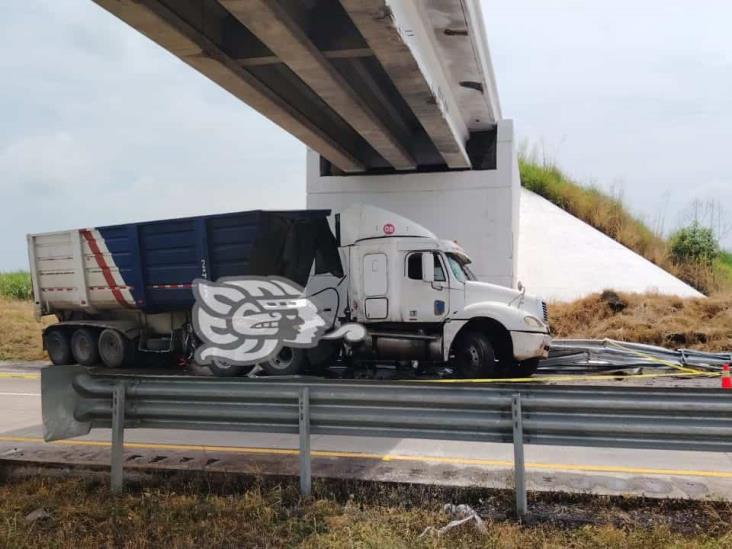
top-left (30, 209), bottom-right (339, 316)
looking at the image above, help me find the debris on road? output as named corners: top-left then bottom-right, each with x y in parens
top-left (419, 503), bottom-right (487, 537)
top-left (539, 338), bottom-right (731, 376)
top-left (24, 508), bottom-right (50, 523)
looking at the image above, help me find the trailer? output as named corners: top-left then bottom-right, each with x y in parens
top-left (28, 209), bottom-right (340, 371)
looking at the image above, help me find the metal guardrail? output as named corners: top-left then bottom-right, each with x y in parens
top-left (539, 338), bottom-right (731, 374)
top-left (42, 365), bottom-right (732, 517)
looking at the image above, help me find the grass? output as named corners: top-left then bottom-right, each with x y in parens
top-left (1, 475), bottom-right (731, 548)
top-left (519, 157), bottom-right (732, 294)
top-left (719, 251), bottom-right (732, 282)
top-left (0, 297), bottom-right (51, 361)
top-left (549, 291), bottom-right (732, 351)
top-left (0, 270), bottom-right (32, 300)
top-left (0, 271), bottom-right (50, 361)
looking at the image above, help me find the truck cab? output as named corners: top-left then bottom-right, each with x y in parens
top-left (334, 206), bottom-right (551, 377)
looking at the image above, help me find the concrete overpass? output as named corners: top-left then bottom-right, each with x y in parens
top-left (93, 0), bottom-right (502, 174)
top-left (92, 0), bottom-right (520, 287)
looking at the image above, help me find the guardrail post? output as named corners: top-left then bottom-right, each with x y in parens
top-left (111, 383), bottom-right (126, 492)
top-left (298, 387), bottom-right (312, 497)
top-left (512, 393), bottom-right (527, 519)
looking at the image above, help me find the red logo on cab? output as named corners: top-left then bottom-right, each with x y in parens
top-left (383, 223), bottom-right (395, 235)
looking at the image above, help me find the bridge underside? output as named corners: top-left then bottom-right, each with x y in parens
top-left (93, 0), bottom-right (500, 174)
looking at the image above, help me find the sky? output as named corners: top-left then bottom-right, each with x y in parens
top-left (0, 0), bottom-right (730, 270)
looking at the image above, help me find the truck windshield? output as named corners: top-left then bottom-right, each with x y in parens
top-left (446, 253), bottom-right (476, 282)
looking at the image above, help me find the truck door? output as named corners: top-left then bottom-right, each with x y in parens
top-left (362, 252), bottom-right (389, 320)
top-left (401, 252), bottom-right (449, 322)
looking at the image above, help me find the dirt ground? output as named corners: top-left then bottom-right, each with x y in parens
top-left (549, 291), bottom-right (732, 353)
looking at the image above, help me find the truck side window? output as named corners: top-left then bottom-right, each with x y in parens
top-left (447, 255), bottom-right (465, 282)
top-left (407, 253), bottom-right (422, 280)
top-left (433, 253), bottom-right (446, 282)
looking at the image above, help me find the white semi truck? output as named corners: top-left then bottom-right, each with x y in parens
top-left (28, 205), bottom-right (550, 378)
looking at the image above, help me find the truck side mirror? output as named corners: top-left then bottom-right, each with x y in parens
top-left (422, 253), bottom-right (434, 283)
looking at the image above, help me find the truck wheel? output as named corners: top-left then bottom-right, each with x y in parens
top-left (208, 359), bottom-right (252, 378)
top-left (452, 331), bottom-right (499, 378)
top-left (71, 328), bottom-right (100, 366)
top-left (306, 340), bottom-right (339, 373)
top-left (98, 329), bottom-right (134, 369)
top-left (260, 347), bottom-right (307, 376)
top-left (513, 358), bottom-right (540, 378)
top-left (45, 330), bottom-right (73, 366)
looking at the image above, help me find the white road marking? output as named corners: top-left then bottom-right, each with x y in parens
top-left (0, 392), bottom-right (41, 397)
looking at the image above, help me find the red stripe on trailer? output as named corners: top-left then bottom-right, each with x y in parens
top-left (79, 229), bottom-right (134, 309)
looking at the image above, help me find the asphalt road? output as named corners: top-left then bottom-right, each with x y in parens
top-left (2, 363), bottom-right (732, 500)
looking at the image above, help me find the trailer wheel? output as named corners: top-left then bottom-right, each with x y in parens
top-left (45, 329), bottom-right (73, 366)
top-left (98, 329), bottom-right (134, 369)
top-left (451, 331), bottom-right (499, 378)
top-left (71, 328), bottom-right (100, 366)
top-left (208, 359), bottom-right (252, 378)
top-left (260, 347), bottom-right (307, 376)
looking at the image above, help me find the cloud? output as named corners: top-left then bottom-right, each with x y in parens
top-left (0, 133), bottom-right (99, 194)
top-left (0, 0), bottom-right (305, 269)
top-left (483, 0), bottom-right (732, 248)
top-left (2, 0), bottom-right (730, 269)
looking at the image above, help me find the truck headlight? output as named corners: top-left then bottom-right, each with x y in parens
top-left (523, 315), bottom-right (544, 328)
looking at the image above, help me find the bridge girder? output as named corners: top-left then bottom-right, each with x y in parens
top-left (91, 0), bottom-right (500, 174)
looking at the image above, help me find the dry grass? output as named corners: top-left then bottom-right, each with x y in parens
top-left (1, 475), bottom-right (731, 548)
top-left (549, 291), bottom-right (732, 351)
top-left (0, 297), bottom-right (51, 361)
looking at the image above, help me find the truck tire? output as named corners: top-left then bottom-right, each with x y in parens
top-left (98, 329), bottom-right (134, 369)
top-left (452, 331), bottom-right (500, 378)
top-left (260, 347), bottom-right (307, 376)
top-left (513, 358), bottom-right (540, 378)
top-left (306, 340), bottom-right (339, 372)
top-left (208, 359), bottom-right (252, 378)
top-left (45, 329), bottom-right (73, 366)
top-left (71, 328), bottom-right (100, 366)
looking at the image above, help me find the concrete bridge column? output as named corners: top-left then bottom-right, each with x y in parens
top-left (307, 120), bottom-right (519, 288)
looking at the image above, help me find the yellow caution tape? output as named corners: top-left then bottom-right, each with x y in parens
top-left (0, 372), bottom-right (40, 380)
top-left (423, 371), bottom-right (716, 384)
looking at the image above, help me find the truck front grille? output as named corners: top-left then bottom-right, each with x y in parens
top-left (541, 301), bottom-right (548, 323)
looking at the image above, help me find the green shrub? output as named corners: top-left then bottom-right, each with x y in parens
top-left (719, 251), bottom-right (732, 272)
top-left (0, 271), bottom-right (32, 300)
top-left (669, 222), bottom-right (720, 265)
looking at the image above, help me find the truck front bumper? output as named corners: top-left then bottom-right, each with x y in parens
top-left (511, 331), bottom-right (552, 361)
